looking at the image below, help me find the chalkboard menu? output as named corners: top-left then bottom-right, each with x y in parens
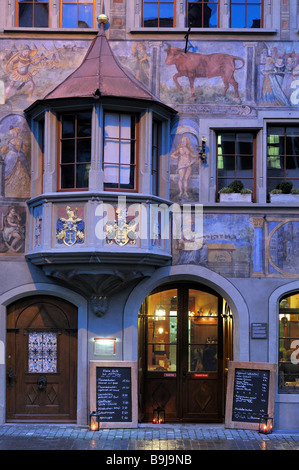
top-left (96, 367), bottom-right (132, 422)
top-left (90, 361), bottom-right (137, 428)
top-left (225, 361), bottom-right (277, 430)
top-left (232, 368), bottom-right (269, 422)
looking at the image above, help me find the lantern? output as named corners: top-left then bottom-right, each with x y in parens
top-left (153, 407), bottom-right (165, 424)
top-left (259, 416), bottom-right (273, 434)
top-left (90, 411), bottom-right (100, 431)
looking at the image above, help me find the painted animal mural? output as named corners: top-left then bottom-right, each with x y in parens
top-left (164, 45), bottom-right (245, 98)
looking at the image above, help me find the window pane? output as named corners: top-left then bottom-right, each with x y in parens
top-left (104, 164), bottom-right (119, 184)
top-left (159, 3), bottom-right (174, 27)
top-left (61, 165), bottom-right (75, 188)
top-left (77, 139), bottom-right (91, 162)
top-left (247, 5), bottom-right (261, 28)
top-left (62, 115), bottom-right (75, 138)
top-left (236, 133), bottom-right (253, 154)
top-left (104, 140), bottom-right (120, 163)
top-left (76, 164), bottom-right (90, 188)
top-left (105, 113), bottom-right (120, 138)
top-left (143, 4), bottom-right (158, 27)
top-left (19, 4), bottom-right (33, 27)
top-left (77, 112), bottom-right (92, 137)
top-left (28, 332), bottom-right (57, 373)
top-left (120, 165), bottom-right (134, 187)
top-left (231, 5), bottom-right (245, 27)
top-left (34, 3), bottom-right (49, 27)
top-left (78, 4), bottom-right (93, 28)
top-left (62, 4), bottom-right (77, 28)
top-left (61, 140), bottom-right (75, 163)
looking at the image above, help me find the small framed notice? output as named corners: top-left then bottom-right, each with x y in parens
top-left (90, 361), bottom-right (138, 428)
top-left (225, 361), bottom-right (277, 430)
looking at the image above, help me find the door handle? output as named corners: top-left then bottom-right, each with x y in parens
top-left (37, 375), bottom-right (47, 390)
top-left (7, 367), bottom-right (16, 389)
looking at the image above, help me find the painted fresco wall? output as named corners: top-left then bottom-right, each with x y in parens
top-left (0, 39), bottom-right (89, 254)
top-left (0, 35), bottom-right (298, 280)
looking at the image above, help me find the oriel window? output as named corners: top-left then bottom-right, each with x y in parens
top-left (103, 112), bottom-right (138, 191)
top-left (17, 0), bottom-right (49, 27)
top-left (58, 112), bottom-right (92, 190)
top-left (230, 0), bottom-right (262, 28)
top-left (142, 0), bottom-right (175, 27)
top-left (60, 0), bottom-right (95, 28)
top-left (187, 1), bottom-right (219, 28)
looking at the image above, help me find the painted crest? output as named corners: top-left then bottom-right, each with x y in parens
top-left (56, 206), bottom-right (84, 246)
top-left (105, 208), bottom-right (137, 246)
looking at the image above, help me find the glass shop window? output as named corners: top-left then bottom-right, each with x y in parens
top-left (278, 293), bottom-right (299, 394)
top-left (267, 126), bottom-right (299, 195)
top-left (17, 0), bottom-right (49, 27)
top-left (58, 111), bottom-right (92, 190)
top-left (60, 0), bottom-right (95, 28)
top-left (230, 0), bottom-right (263, 28)
top-left (216, 131), bottom-right (256, 199)
top-left (187, 0), bottom-right (219, 28)
top-left (103, 112), bottom-right (138, 191)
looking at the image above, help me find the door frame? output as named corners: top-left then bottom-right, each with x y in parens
top-left (0, 283), bottom-right (88, 425)
top-left (138, 281), bottom-right (232, 422)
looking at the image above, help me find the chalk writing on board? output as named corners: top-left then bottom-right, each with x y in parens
top-left (232, 368), bottom-right (270, 423)
top-left (96, 367), bottom-right (132, 422)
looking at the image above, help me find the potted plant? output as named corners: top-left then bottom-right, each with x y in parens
top-left (219, 180), bottom-right (252, 202)
top-left (270, 181), bottom-right (299, 202)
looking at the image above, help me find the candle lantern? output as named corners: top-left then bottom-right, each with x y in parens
top-left (259, 416), bottom-right (273, 434)
top-left (153, 407), bottom-right (165, 424)
top-left (90, 411), bottom-right (100, 431)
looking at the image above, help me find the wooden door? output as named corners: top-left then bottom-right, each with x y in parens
top-left (6, 296), bottom-right (77, 422)
top-left (139, 284), bottom-right (231, 423)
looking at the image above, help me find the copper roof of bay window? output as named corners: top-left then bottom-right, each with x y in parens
top-left (41, 23), bottom-right (166, 105)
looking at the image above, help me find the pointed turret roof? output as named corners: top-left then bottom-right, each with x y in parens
top-left (41, 22), bottom-right (164, 104)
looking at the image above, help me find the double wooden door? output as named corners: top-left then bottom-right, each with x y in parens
top-left (6, 296), bottom-right (77, 422)
top-left (138, 284), bottom-right (233, 423)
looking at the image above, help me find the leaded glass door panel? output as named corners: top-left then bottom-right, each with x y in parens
top-left (6, 296), bottom-right (77, 422)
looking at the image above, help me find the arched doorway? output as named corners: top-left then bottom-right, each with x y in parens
top-left (138, 282), bottom-right (233, 423)
top-left (6, 295), bottom-right (78, 422)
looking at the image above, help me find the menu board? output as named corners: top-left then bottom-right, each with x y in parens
top-left (90, 361), bottom-right (137, 428)
top-left (225, 361), bottom-right (277, 430)
top-left (96, 367), bottom-right (132, 422)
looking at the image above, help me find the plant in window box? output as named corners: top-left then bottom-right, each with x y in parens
top-left (219, 180), bottom-right (252, 202)
top-left (270, 181), bottom-right (299, 202)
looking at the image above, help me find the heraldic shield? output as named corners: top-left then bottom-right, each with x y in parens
top-left (56, 206), bottom-right (85, 246)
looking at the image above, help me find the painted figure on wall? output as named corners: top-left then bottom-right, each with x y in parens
top-left (0, 205), bottom-right (25, 253)
top-left (0, 115), bottom-right (31, 198)
top-left (132, 42), bottom-right (150, 87)
top-left (170, 135), bottom-right (198, 199)
top-left (5, 45), bottom-right (39, 102)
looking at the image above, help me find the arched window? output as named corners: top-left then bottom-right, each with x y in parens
top-left (278, 293), bottom-right (299, 393)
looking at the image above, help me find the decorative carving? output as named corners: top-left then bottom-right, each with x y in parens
top-left (105, 208), bottom-right (137, 246)
top-left (90, 295), bottom-right (109, 317)
top-left (56, 206), bottom-right (84, 246)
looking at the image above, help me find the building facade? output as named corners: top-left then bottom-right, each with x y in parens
top-left (0, 0), bottom-right (299, 430)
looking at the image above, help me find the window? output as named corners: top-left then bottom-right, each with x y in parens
top-left (278, 293), bottom-right (299, 394)
top-left (267, 126), bottom-right (299, 194)
top-left (28, 332), bottom-right (57, 373)
top-left (152, 120), bottom-right (161, 196)
top-left (103, 112), bottom-right (138, 191)
top-left (60, 0), bottom-right (95, 28)
top-left (217, 131), bottom-right (255, 197)
top-left (58, 112), bottom-right (92, 190)
top-left (230, 0), bottom-right (262, 28)
top-left (17, 0), bottom-right (49, 27)
top-left (143, 0), bottom-right (175, 27)
top-left (187, 1), bottom-right (219, 28)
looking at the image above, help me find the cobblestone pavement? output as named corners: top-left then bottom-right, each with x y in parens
top-left (0, 423), bottom-right (298, 452)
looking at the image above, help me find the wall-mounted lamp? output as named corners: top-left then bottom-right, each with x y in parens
top-left (198, 137), bottom-right (207, 163)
